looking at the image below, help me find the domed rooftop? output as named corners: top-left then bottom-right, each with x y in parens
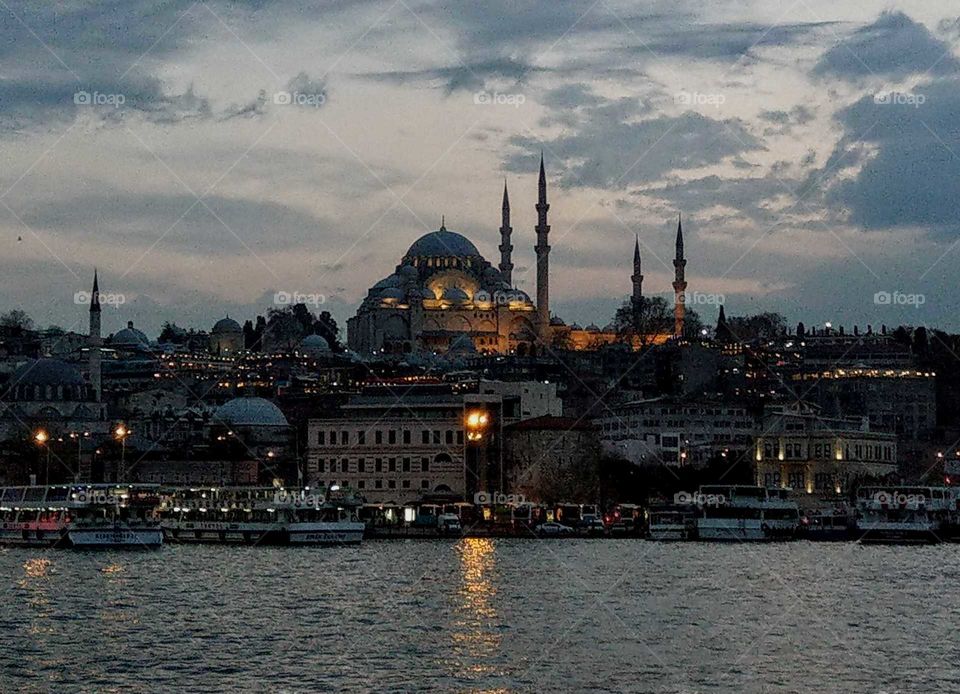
top-left (398, 264), bottom-right (418, 279)
top-left (380, 287), bottom-right (405, 301)
top-left (404, 227), bottom-right (480, 259)
top-left (11, 358), bottom-right (84, 388)
top-left (215, 397), bottom-right (289, 427)
top-left (112, 321), bottom-right (150, 348)
top-left (300, 334), bottom-right (331, 355)
top-left (550, 316), bottom-right (566, 326)
top-left (212, 316), bottom-right (242, 334)
top-left (441, 286), bottom-right (470, 303)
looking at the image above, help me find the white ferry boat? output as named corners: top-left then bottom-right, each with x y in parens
top-left (65, 484), bottom-right (164, 548)
top-left (0, 486), bottom-right (72, 547)
top-left (159, 487), bottom-right (364, 546)
top-left (854, 486), bottom-right (949, 544)
top-left (646, 507), bottom-right (695, 541)
top-left (695, 485), bottom-right (800, 542)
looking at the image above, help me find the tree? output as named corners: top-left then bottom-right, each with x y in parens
top-left (159, 322), bottom-right (187, 344)
top-left (313, 310), bottom-right (342, 351)
top-left (613, 297), bottom-right (673, 347)
top-left (0, 309), bottom-right (33, 333)
top-left (725, 312), bottom-right (786, 341)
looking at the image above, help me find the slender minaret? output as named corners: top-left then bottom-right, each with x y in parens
top-left (498, 180), bottom-right (513, 286)
top-left (88, 270), bottom-right (102, 403)
top-left (672, 214), bottom-right (687, 338)
top-left (535, 154), bottom-right (550, 337)
top-left (631, 235), bottom-right (643, 323)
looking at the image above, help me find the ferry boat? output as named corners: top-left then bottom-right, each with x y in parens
top-left (800, 508), bottom-right (856, 541)
top-left (159, 487), bottom-right (364, 546)
top-left (0, 484), bottom-right (162, 548)
top-left (646, 507), bottom-right (695, 541)
top-left (854, 486), bottom-right (949, 544)
top-left (0, 486), bottom-right (72, 547)
top-left (65, 484), bottom-right (164, 548)
top-left (694, 485), bottom-right (800, 542)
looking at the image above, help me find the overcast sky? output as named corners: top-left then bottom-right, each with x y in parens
top-left (1, 1), bottom-right (959, 338)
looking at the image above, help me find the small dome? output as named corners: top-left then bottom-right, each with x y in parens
top-left (380, 287), bottom-right (405, 301)
top-left (407, 286), bottom-right (433, 301)
top-left (442, 286), bottom-right (470, 303)
top-left (570, 323), bottom-right (583, 330)
top-left (112, 321), bottom-right (150, 348)
top-left (586, 323), bottom-right (600, 333)
top-left (11, 358), bottom-right (84, 388)
top-left (212, 316), bottom-right (242, 334)
top-left (300, 334), bottom-right (331, 355)
top-left (404, 228), bottom-right (480, 259)
top-left (550, 316), bottom-right (566, 326)
top-left (398, 264), bottom-right (419, 279)
top-left (603, 323), bottom-right (616, 332)
top-left (215, 397), bottom-right (289, 427)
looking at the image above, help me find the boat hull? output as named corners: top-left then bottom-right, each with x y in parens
top-left (67, 525), bottom-right (163, 548)
top-left (0, 523), bottom-right (68, 547)
top-left (696, 520), bottom-right (797, 542)
top-left (856, 521), bottom-right (942, 544)
top-left (161, 521), bottom-right (279, 545)
top-left (285, 522), bottom-right (365, 545)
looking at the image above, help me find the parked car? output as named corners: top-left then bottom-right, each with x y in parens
top-left (578, 518), bottom-right (606, 536)
top-left (437, 513), bottom-right (462, 536)
top-left (537, 521), bottom-right (574, 536)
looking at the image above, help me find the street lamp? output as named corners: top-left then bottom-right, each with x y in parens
top-left (34, 429), bottom-right (50, 485)
top-left (68, 431), bottom-right (90, 481)
top-left (114, 424), bottom-right (130, 482)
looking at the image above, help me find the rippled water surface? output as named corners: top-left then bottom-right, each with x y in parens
top-left (2, 540), bottom-right (959, 693)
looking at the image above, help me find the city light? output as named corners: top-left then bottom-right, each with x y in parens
top-left (34, 429), bottom-right (49, 445)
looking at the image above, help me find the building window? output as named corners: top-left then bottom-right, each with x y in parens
top-left (358, 458), bottom-right (366, 473)
top-left (375, 458), bottom-right (383, 473)
top-left (421, 480), bottom-right (429, 489)
top-left (330, 431), bottom-right (337, 445)
top-left (421, 431), bottom-right (429, 444)
top-left (388, 480), bottom-right (396, 489)
top-left (432, 430), bottom-right (441, 444)
top-left (403, 430), bottom-right (411, 445)
top-left (376, 430), bottom-right (383, 444)
top-left (318, 459), bottom-right (325, 473)
top-left (445, 430), bottom-right (454, 445)
top-left (317, 431), bottom-right (325, 446)
top-left (389, 458), bottom-right (396, 472)
top-left (389, 430), bottom-right (397, 445)
top-left (421, 457), bottom-right (429, 472)
top-left (358, 431), bottom-right (366, 445)
top-left (341, 431), bottom-right (348, 445)
top-left (403, 458), bottom-right (410, 472)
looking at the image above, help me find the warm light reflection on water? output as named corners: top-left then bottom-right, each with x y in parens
top-left (453, 538), bottom-right (503, 678)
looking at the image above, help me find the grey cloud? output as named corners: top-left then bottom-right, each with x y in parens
top-left (813, 11), bottom-right (960, 81)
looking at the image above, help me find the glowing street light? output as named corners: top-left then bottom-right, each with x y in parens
top-left (115, 423), bottom-right (131, 482)
top-left (34, 429), bottom-right (49, 445)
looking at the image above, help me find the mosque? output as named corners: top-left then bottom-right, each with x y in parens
top-left (347, 157), bottom-right (688, 355)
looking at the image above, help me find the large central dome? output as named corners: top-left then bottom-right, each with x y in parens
top-left (404, 228), bottom-right (480, 259)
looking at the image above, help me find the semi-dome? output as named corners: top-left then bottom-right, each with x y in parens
top-left (441, 286), bottom-right (470, 303)
top-left (112, 321), bottom-right (150, 348)
top-left (372, 274), bottom-right (402, 290)
top-left (11, 358), bottom-right (85, 388)
top-left (398, 264), bottom-right (419, 279)
top-left (212, 316), bottom-right (242, 333)
top-left (215, 397), bottom-right (289, 427)
top-left (380, 287), bottom-right (405, 301)
top-left (300, 334), bottom-right (331, 355)
top-left (404, 228), bottom-right (480, 259)
top-left (550, 316), bottom-right (566, 326)
top-left (586, 323), bottom-right (600, 333)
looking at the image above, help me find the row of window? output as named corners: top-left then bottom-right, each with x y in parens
top-left (316, 479), bottom-right (431, 490)
top-left (762, 441), bottom-right (893, 462)
top-left (315, 429), bottom-right (463, 447)
top-left (316, 456), bottom-right (445, 474)
top-left (762, 472), bottom-right (838, 491)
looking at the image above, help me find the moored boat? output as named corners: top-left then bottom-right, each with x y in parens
top-left (694, 485), bottom-right (800, 542)
top-left (65, 484), bottom-right (163, 548)
top-left (854, 486), bottom-right (949, 544)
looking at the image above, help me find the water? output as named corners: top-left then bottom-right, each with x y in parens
top-left (1, 540), bottom-right (958, 693)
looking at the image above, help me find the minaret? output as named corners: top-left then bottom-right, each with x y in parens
top-left (498, 180), bottom-right (513, 286)
top-left (672, 214), bottom-right (687, 338)
top-left (88, 270), bottom-right (102, 403)
top-left (631, 235), bottom-right (643, 321)
top-left (534, 154), bottom-right (550, 338)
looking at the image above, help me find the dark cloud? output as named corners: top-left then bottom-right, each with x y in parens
top-left (816, 77), bottom-right (960, 237)
top-left (504, 86), bottom-right (763, 189)
top-left (758, 105), bottom-right (816, 135)
top-left (813, 11), bottom-right (960, 81)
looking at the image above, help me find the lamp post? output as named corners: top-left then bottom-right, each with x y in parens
top-left (34, 429), bottom-right (50, 485)
top-left (68, 431), bottom-right (90, 482)
top-left (465, 408), bottom-right (491, 495)
top-left (114, 424), bottom-right (130, 483)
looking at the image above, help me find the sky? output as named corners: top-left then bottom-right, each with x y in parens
top-left (1, 1), bottom-right (959, 339)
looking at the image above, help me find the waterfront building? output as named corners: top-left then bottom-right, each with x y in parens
top-left (754, 405), bottom-right (897, 501)
top-left (595, 397), bottom-right (756, 467)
